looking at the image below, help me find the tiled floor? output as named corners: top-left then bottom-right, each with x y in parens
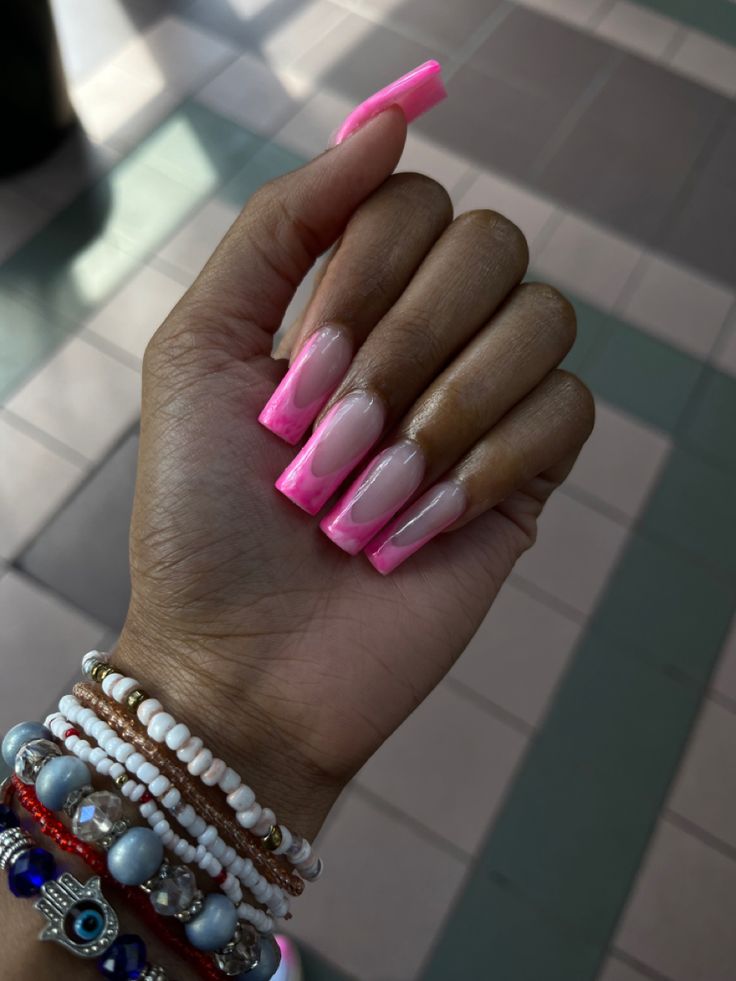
top-left (1, 2), bottom-right (735, 979)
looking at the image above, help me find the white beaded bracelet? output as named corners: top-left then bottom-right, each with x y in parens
top-left (82, 651), bottom-right (322, 881)
top-left (50, 695), bottom-right (284, 930)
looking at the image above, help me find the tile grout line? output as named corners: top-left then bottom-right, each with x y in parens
top-left (608, 946), bottom-right (677, 981)
top-left (444, 676), bottom-right (535, 737)
top-left (662, 808), bottom-right (736, 867)
top-left (1, 407), bottom-right (90, 470)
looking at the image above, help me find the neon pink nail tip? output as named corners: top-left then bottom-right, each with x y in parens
top-left (333, 60), bottom-right (446, 145)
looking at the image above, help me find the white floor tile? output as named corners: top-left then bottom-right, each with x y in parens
top-left (0, 415), bottom-right (86, 560)
top-left (598, 956), bottom-right (659, 981)
top-left (534, 214), bottom-right (641, 310)
top-left (274, 90), bottom-right (355, 157)
top-left (514, 491), bottom-right (629, 616)
top-left (668, 29), bottom-right (736, 98)
top-left (451, 580), bottom-right (581, 726)
top-left (51, 0), bottom-right (143, 83)
top-left (0, 189), bottom-right (51, 263)
top-left (456, 169), bottom-right (557, 251)
top-left (0, 570), bottom-right (104, 737)
top-left (614, 818), bottom-right (736, 981)
top-left (5, 336), bottom-right (140, 462)
top-left (568, 400), bottom-right (671, 519)
top-left (668, 699), bottom-right (736, 851)
top-left (357, 682), bottom-right (527, 853)
top-left (620, 255), bottom-right (733, 358)
top-left (196, 53), bottom-right (306, 137)
top-left (712, 616), bottom-right (736, 706)
top-left (515, 0), bottom-right (608, 28)
top-left (288, 788), bottom-right (467, 980)
top-left (595, 1), bottom-right (680, 60)
top-left (157, 198), bottom-right (241, 281)
top-left (400, 132), bottom-right (471, 198)
top-left (85, 264), bottom-right (188, 363)
top-left (262, 0), bottom-right (350, 70)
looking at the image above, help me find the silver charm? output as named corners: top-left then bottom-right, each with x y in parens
top-left (139, 966), bottom-right (168, 981)
top-left (0, 827), bottom-right (33, 871)
top-left (34, 873), bottom-right (119, 958)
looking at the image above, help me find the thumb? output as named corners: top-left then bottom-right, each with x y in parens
top-left (183, 106), bottom-right (407, 360)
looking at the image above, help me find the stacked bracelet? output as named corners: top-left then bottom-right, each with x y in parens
top-left (0, 783), bottom-right (169, 980)
top-left (82, 652), bottom-right (322, 882)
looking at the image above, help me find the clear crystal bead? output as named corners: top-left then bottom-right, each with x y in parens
top-left (214, 924), bottom-right (260, 975)
top-left (149, 865), bottom-right (196, 916)
top-left (72, 790), bottom-right (123, 842)
top-left (14, 739), bottom-right (62, 784)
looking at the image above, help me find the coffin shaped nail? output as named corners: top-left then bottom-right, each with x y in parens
top-left (259, 326), bottom-right (352, 445)
top-left (275, 392), bottom-right (385, 515)
top-left (365, 481), bottom-right (467, 574)
top-left (320, 440), bottom-right (425, 554)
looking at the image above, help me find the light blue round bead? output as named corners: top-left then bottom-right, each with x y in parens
top-left (2, 722), bottom-right (52, 767)
top-left (35, 754), bottom-right (90, 810)
top-left (107, 827), bottom-right (164, 886)
top-left (185, 894), bottom-right (238, 952)
top-left (236, 935), bottom-right (281, 980)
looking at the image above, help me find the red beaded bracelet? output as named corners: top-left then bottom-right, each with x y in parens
top-left (9, 776), bottom-right (225, 981)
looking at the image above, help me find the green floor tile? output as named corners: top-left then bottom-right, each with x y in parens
top-left (680, 366), bottom-right (736, 474)
top-left (217, 141), bottom-right (306, 208)
top-left (425, 871), bottom-right (603, 981)
top-left (592, 534), bottom-right (734, 684)
top-left (477, 631), bottom-right (701, 946)
top-left (132, 101), bottom-right (263, 192)
top-left (631, 0), bottom-right (736, 46)
top-left (561, 297), bottom-right (614, 376)
top-left (641, 447), bottom-right (736, 581)
top-left (0, 290), bottom-right (75, 401)
top-left (584, 321), bottom-right (703, 434)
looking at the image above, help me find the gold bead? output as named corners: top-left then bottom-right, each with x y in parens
top-left (263, 825), bottom-right (282, 851)
top-left (113, 773), bottom-right (128, 790)
top-left (126, 689), bottom-right (147, 712)
top-left (92, 662), bottom-right (114, 684)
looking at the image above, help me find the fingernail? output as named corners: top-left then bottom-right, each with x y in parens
top-left (320, 440), bottom-right (425, 554)
top-left (332, 60), bottom-right (446, 146)
top-left (276, 392), bottom-right (385, 515)
top-left (365, 481), bottom-right (467, 574)
top-left (259, 326), bottom-right (352, 445)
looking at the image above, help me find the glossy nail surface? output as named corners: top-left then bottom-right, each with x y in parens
top-left (259, 326), bottom-right (352, 445)
top-left (320, 440), bottom-right (425, 554)
top-left (333, 60), bottom-right (446, 145)
top-left (365, 481), bottom-right (467, 574)
top-left (276, 392), bottom-right (385, 515)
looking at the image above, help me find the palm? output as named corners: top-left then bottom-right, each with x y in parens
top-left (128, 353), bottom-right (534, 780)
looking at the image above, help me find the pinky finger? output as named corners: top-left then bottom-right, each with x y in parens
top-left (364, 370), bottom-right (594, 574)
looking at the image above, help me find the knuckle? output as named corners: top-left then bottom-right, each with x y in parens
top-left (553, 370), bottom-right (595, 435)
top-left (454, 209), bottom-right (529, 271)
top-left (518, 282), bottom-right (577, 350)
top-left (390, 172), bottom-right (453, 219)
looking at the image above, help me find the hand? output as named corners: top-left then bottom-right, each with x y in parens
top-left (117, 109), bottom-right (593, 838)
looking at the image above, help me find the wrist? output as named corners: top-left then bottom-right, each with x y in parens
top-left (114, 613), bottom-right (343, 842)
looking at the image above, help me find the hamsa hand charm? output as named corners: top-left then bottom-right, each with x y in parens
top-left (34, 872), bottom-right (119, 957)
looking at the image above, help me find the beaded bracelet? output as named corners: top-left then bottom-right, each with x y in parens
top-left (50, 695), bottom-right (280, 932)
top-left (83, 652), bottom-right (322, 882)
top-left (3, 724), bottom-right (272, 976)
top-left (7, 776), bottom-right (225, 981)
top-left (0, 786), bottom-right (169, 981)
top-left (72, 677), bottom-right (305, 898)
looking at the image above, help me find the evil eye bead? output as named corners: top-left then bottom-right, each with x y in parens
top-left (66, 900), bottom-right (106, 943)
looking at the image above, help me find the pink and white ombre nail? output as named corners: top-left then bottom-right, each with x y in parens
top-left (258, 326), bottom-right (352, 445)
top-left (365, 481), bottom-right (467, 574)
top-left (320, 440), bottom-right (425, 554)
top-left (275, 392), bottom-right (385, 515)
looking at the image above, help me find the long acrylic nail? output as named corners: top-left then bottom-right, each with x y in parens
top-left (365, 481), bottom-right (467, 574)
top-left (332, 60), bottom-right (446, 145)
top-left (276, 392), bottom-right (385, 515)
top-left (259, 326), bottom-right (352, 445)
top-left (320, 440), bottom-right (425, 554)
